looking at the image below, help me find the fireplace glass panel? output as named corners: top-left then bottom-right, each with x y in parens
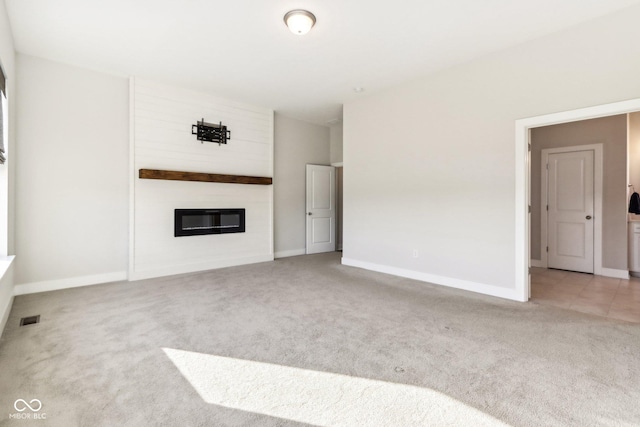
top-left (175, 209), bottom-right (245, 237)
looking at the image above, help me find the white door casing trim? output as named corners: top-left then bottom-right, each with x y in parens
top-left (128, 77), bottom-right (136, 280)
top-left (515, 98), bottom-right (640, 302)
top-left (540, 144), bottom-right (603, 275)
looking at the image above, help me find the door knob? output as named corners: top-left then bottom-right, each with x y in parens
top-left (586, 215), bottom-right (592, 220)
top-left (308, 212), bottom-right (312, 216)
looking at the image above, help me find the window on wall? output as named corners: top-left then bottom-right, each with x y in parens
top-left (0, 63), bottom-right (5, 165)
top-left (0, 67), bottom-right (7, 164)
top-left (0, 91), bottom-right (5, 165)
top-left (0, 63), bottom-right (7, 256)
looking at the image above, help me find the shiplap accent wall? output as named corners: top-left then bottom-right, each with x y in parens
top-left (130, 78), bottom-right (274, 280)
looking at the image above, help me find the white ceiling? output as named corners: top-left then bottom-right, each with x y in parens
top-left (5, 0), bottom-right (640, 125)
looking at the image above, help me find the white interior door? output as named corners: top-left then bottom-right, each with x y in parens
top-left (547, 150), bottom-right (594, 273)
top-left (306, 164), bottom-right (336, 254)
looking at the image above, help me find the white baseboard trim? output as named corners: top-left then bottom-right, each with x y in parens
top-left (14, 271), bottom-right (128, 296)
top-left (274, 249), bottom-right (306, 259)
top-left (341, 258), bottom-right (525, 302)
top-left (130, 254), bottom-right (274, 281)
top-left (600, 267), bottom-right (629, 280)
top-left (527, 262), bottom-right (628, 280)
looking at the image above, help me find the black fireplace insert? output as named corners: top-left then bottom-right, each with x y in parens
top-left (174, 209), bottom-right (245, 237)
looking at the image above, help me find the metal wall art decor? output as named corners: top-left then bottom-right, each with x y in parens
top-left (192, 118), bottom-right (231, 145)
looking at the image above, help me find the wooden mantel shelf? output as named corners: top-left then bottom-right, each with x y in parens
top-left (139, 169), bottom-right (273, 185)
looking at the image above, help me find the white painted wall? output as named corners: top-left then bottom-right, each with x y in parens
top-left (343, 6), bottom-right (640, 299)
top-left (14, 54), bottom-right (129, 290)
top-left (131, 79), bottom-right (274, 279)
top-left (274, 114), bottom-right (329, 257)
top-left (330, 123), bottom-right (343, 165)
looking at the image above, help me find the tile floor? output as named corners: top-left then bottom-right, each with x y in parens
top-left (531, 267), bottom-right (640, 323)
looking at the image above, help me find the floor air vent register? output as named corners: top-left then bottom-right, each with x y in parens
top-left (20, 315), bottom-right (40, 326)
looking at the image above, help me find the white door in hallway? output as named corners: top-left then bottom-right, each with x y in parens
top-left (547, 150), bottom-right (594, 273)
top-left (306, 164), bottom-right (336, 254)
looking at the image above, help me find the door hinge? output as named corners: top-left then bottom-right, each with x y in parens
top-left (528, 267), bottom-right (532, 275)
top-left (546, 205), bottom-right (548, 211)
top-left (528, 143), bottom-right (531, 152)
top-left (546, 246), bottom-right (549, 253)
top-left (528, 205), bottom-right (531, 214)
top-left (546, 163), bottom-right (548, 170)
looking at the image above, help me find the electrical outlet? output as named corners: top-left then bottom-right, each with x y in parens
top-left (413, 249), bottom-right (419, 258)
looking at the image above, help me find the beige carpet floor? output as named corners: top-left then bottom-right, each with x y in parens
top-left (0, 252), bottom-right (639, 426)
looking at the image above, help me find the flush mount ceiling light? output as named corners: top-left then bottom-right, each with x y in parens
top-left (284, 10), bottom-right (316, 35)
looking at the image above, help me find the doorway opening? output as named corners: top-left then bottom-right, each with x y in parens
top-left (515, 98), bottom-right (640, 303)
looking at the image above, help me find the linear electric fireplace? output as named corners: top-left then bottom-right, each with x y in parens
top-left (174, 209), bottom-right (245, 237)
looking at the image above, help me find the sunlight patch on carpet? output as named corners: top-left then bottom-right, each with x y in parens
top-left (163, 348), bottom-right (510, 426)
